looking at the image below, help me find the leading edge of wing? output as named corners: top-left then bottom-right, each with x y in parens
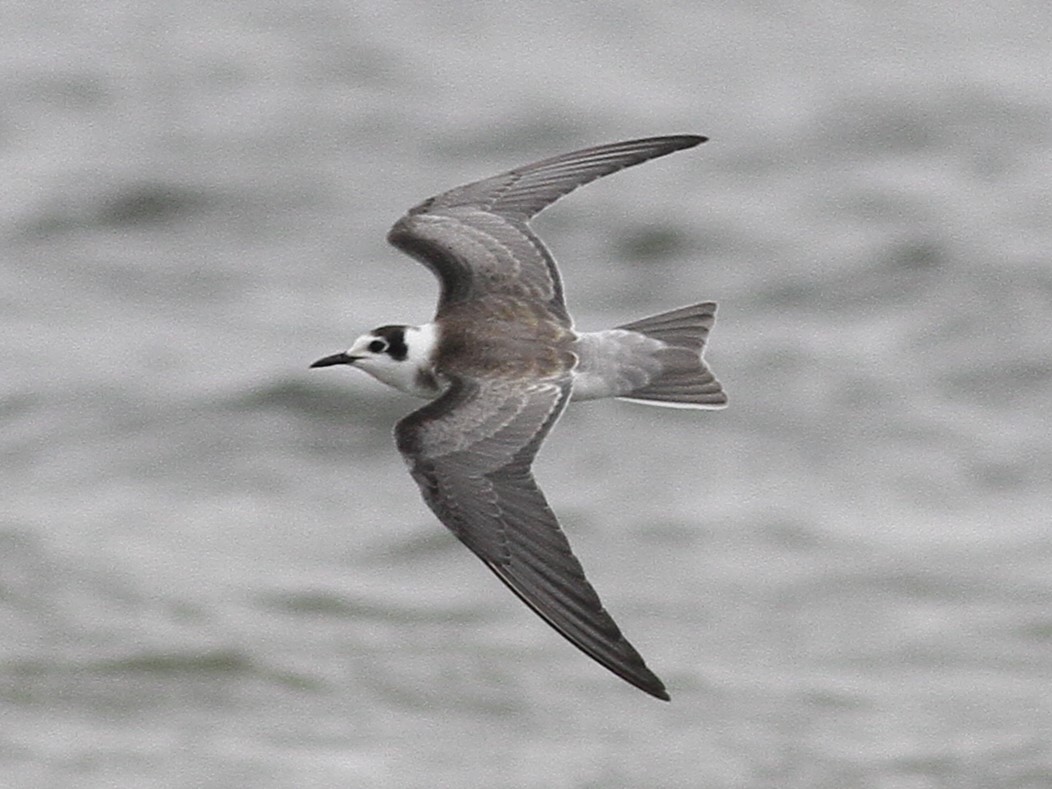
top-left (402, 134), bottom-right (706, 223)
top-left (395, 377), bottom-right (669, 700)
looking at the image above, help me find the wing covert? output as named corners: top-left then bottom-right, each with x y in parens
top-left (387, 135), bottom-right (706, 318)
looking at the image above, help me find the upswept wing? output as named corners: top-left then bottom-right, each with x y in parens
top-left (387, 135), bottom-right (706, 320)
top-left (395, 376), bottom-right (669, 700)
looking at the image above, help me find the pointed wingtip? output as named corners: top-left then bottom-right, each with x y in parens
top-left (638, 134), bottom-right (707, 152)
top-left (630, 663), bottom-right (671, 701)
top-left (630, 133), bottom-right (706, 159)
top-left (669, 134), bottom-right (707, 149)
top-left (641, 675), bottom-right (671, 701)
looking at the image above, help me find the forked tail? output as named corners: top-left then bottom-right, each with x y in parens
top-left (614, 302), bottom-right (727, 409)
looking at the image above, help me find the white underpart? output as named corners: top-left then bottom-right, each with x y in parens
top-left (571, 329), bottom-right (666, 401)
top-left (349, 323), bottom-right (442, 398)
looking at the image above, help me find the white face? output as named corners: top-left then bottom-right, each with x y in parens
top-left (345, 324), bottom-right (440, 398)
top-left (345, 331), bottom-right (408, 390)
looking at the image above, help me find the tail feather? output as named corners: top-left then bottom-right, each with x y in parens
top-left (615, 302), bottom-right (727, 410)
top-left (616, 302), bottom-right (715, 350)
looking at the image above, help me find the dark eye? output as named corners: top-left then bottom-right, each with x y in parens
top-left (368, 339), bottom-right (387, 354)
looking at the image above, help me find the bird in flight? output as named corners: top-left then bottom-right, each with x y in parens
top-left (311, 135), bottom-right (726, 700)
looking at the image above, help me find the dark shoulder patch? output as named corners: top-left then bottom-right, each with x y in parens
top-left (374, 325), bottom-right (408, 361)
top-left (414, 366), bottom-right (441, 396)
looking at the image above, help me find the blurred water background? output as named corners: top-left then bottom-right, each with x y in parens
top-left (3, 1), bottom-right (1051, 786)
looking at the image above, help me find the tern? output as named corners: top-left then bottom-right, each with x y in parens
top-left (311, 135), bottom-right (726, 700)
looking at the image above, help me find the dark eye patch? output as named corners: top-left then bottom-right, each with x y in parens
top-left (372, 325), bottom-right (408, 361)
top-left (368, 339), bottom-right (387, 354)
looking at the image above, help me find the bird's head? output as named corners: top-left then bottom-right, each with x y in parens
top-left (310, 324), bottom-right (440, 397)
